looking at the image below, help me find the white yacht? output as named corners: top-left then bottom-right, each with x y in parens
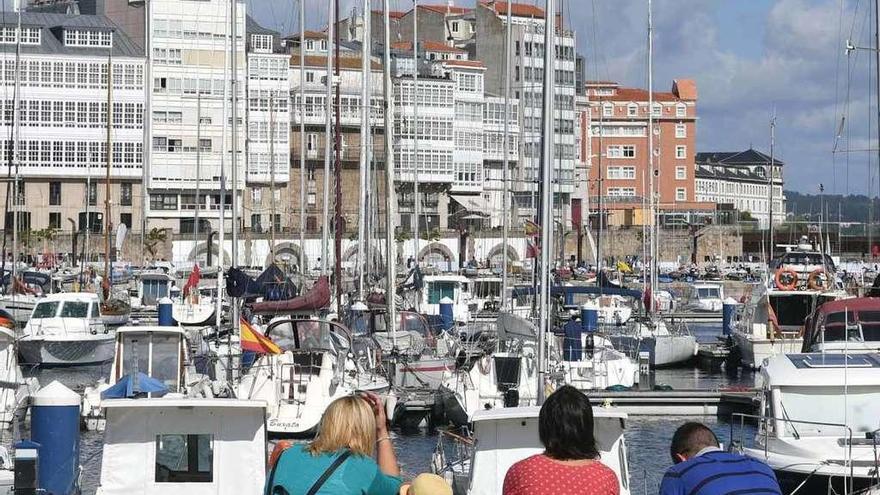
top-left (422, 275), bottom-right (477, 324)
top-left (171, 288), bottom-right (216, 326)
top-left (688, 283), bottom-right (724, 313)
top-left (608, 317), bottom-right (697, 368)
top-left (736, 352), bottom-right (880, 494)
top-left (554, 333), bottom-right (638, 392)
top-left (471, 277), bottom-right (503, 313)
top-left (81, 326), bottom-right (216, 431)
top-left (0, 319), bottom-right (39, 427)
top-left (237, 318), bottom-right (381, 436)
top-left (96, 398), bottom-right (267, 495)
top-left (801, 296), bottom-right (880, 353)
top-left (433, 406), bottom-right (631, 495)
top-left (19, 292), bottom-right (113, 366)
top-left (438, 313), bottom-right (539, 426)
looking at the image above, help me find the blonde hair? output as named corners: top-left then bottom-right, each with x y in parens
top-left (308, 395), bottom-right (377, 457)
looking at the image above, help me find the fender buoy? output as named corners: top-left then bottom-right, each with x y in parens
top-left (478, 355), bottom-right (491, 375)
top-left (807, 269), bottom-right (830, 290)
top-left (774, 269), bottom-right (798, 290)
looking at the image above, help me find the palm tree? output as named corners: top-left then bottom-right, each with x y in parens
top-left (144, 227), bottom-right (169, 261)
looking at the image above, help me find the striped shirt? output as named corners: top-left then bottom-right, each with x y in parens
top-left (659, 449), bottom-right (781, 495)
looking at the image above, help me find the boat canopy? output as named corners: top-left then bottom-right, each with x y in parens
top-left (265, 318), bottom-right (351, 353)
top-left (495, 312), bottom-right (537, 341)
top-left (226, 263), bottom-right (298, 300)
top-left (249, 275), bottom-right (329, 314)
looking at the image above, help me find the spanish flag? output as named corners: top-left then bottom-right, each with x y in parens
top-left (240, 318), bottom-right (281, 354)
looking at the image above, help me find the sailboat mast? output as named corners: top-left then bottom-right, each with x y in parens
top-left (195, 94), bottom-right (202, 247)
top-left (412, 0), bottom-right (420, 274)
top-left (874, 0), bottom-right (880, 258)
top-left (356, 0), bottom-right (372, 299)
top-left (383, 0), bottom-right (397, 343)
top-left (334, 0), bottom-right (343, 307)
top-left (269, 93), bottom-right (276, 257)
top-left (647, 0), bottom-right (657, 311)
top-left (537, 0), bottom-right (557, 405)
top-left (322, 3), bottom-right (334, 275)
top-left (10, 4), bottom-right (21, 289)
top-left (501, 1), bottom-right (512, 310)
top-left (298, 0), bottom-right (306, 272)
top-left (768, 113), bottom-right (775, 259)
top-left (104, 47), bottom-right (113, 287)
top-left (230, 0), bottom-right (240, 330)
top-left (216, 0), bottom-right (231, 329)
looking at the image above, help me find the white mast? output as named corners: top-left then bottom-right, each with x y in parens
top-left (501, 0), bottom-right (512, 310)
top-left (356, 0), bottom-right (372, 299)
top-left (322, 3), bottom-right (335, 274)
top-left (216, 0), bottom-right (231, 329)
top-left (537, 0), bottom-right (557, 405)
top-left (647, 0), bottom-right (658, 311)
top-left (11, 3), bottom-right (21, 291)
top-left (411, 0), bottom-right (420, 276)
top-left (383, 0), bottom-right (397, 341)
top-left (298, 0), bottom-right (306, 273)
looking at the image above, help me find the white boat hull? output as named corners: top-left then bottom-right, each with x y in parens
top-left (394, 356), bottom-right (455, 390)
top-left (0, 296), bottom-right (37, 324)
top-left (732, 332), bottom-right (802, 369)
top-left (19, 334), bottom-right (115, 366)
top-left (609, 334), bottom-right (697, 367)
top-left (172, 301), bottom-right (215, 326)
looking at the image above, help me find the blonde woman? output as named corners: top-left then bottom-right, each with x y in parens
top-left (267, 392), bottom-right (402, 495)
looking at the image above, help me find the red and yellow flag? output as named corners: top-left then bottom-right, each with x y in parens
top-left (240, 318), bottom-right (281, 354)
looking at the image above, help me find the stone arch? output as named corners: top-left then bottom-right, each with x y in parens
top-left (487, 243), bottom-right (520, 266)
top-left (341, 242), bottom-right (385, 270)
top-left (187, 242), bottom-right (231, 266)
top-left (265, 242), bottom-right (308, 271)
top-left (417, 242), bottom-right (455, 264)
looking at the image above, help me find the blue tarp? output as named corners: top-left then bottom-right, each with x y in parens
top-left (101, 372), bottom-right (169, 399)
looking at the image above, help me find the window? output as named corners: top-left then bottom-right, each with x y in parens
top-left (252, 187), bottom-right (262, 204)
top-left (272, 214), bottom-right (281, 232)
top-left (607, 187), bottom-right (636, 197)
top-left (602, 104), bottom-right (613, 118)
top-left (120, 213), bottom-right (132, 229)
top-left (607, 166), bottom-right (636, 180)
top-left (0, 27), bottom-right (41, 45)
top-left (676, 104), bottom-right (686, 117)
top-left (120, 183), bottom-right (132, 206)
top-left (675, 123), bottom-right (686, 138)
top-left (251, 214), bottom-right (262, 233)
top-left (251, 34), bottom-right (272, 53)
top-left (88, 182), bottom-right (97, 206)
top-left (305, 39), bottom-right (314, 51)
top-left (676, 188), bottom-right (686, 201)
top-left (49, 182), bottom-right (61, 206)
top-left (155, 434), bottom-right (213, 483)
top-left (64, 29), bottom-right (112, 48)
top-left (305, 71), bottom-right (314, 83)
top-left (306, 133), bottom-right (317, 152)
top-left (675, 166), bottom-right (686, 180)
top-left (675, 145), bottom-right (687, 159)
top-left (627, 104), bottom-right (637, 117)
top-left (607, 145), bottom-right (635, 158)
top-left (198, 139), bottom-right (212, 152)
top-left (48, 212), bottom-right (61, 229)
top-left (651, 104), bottom-right (661, 118)
top-left (451, 21), bottom-right (459, 33)
top-left (150, 194), bottom-right (178, 211)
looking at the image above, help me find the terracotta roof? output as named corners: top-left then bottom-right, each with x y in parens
top-left (585, 80), bottom-right (619, 86)
top-left (372, 9), bottom-right (406, 19)
top-left (420, 4), bottom-right (473, 15)
top-left (391, 40), bottom-right (465, 53)
top-left (442, 60), bottom-right (485, 68)
top-left (480, 1), bottom-right (545, 19)
top-left (290, 55), bottom-right (382, 71)
top-left (591, 88), bottom-right (685, 103)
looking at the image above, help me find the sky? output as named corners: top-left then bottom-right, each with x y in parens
top-left (245, 0), bottom-right (875, 196)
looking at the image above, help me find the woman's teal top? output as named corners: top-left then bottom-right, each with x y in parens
top-left (268, 444), bottom-right (402, 495)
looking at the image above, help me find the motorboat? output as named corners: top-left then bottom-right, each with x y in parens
top-left (0, 310), bottom-right (39, 427)
top-left (132, 271), bottom-right (175, 310)
top-left (0, 271), bottom-right (53, 325)
top-left (471, 277), bottom-right (503, 313)
top-left (96, 398), bottom-right (267, 495)
top-left (237, 318), bottom-right (374, 436)
top-left (19, 292), bottom-right (114, 367)
top-left (438, 313), bottom-right (539, 427)
top-left (801, 296), bottom-right (880, 353)
top-left (688, 283), bottom-right (723, 313)
top-left (81, 326), bottom-right (217, 431)
top-left (733, 352), bottom-right (880, 494)
top-left (432, 406), bottom-right (631, 495)
top-left (552, 333), bottom-right (638, 392)
top-left (421, 275), bottom-right (477, 324)
top-left (732, 284), bottom-right (848, 369)
top-left (607, 316), bottom-right (697, 368)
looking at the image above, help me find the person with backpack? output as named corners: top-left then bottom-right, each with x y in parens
top-left (266, 393), bottom-right (402, 495)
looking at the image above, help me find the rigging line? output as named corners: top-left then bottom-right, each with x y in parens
top-left (832, 0), bottom-right (846, 195)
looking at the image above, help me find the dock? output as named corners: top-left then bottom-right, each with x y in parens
top-left (586, 389), bottom-right (758, 416)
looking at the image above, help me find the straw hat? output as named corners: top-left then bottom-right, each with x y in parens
top-left (400, 474), bottom-right (452, 495)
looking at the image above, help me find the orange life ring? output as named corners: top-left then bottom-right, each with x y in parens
top-left (807, 269), bottom-right (830, 290)
top-left (774, 269), bottom-right (798, 290)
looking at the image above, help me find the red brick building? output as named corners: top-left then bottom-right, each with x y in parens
top-left (580, 80), bottom-right (714, 226)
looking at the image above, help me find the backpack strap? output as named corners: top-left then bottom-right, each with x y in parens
top-left (305, 450), bottom-right (352, 495)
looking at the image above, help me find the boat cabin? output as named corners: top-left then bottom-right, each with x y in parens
top-left (110, 327), bottom-right (191, 394)
top-left (462, 407), bottom-right (630, 495)
top-left (96, 398), bottom-right (267, 495)
top-left (421, 275), bottom-right (475, 322)
top-left (802, 297), bottom-right (880, 352)
top-left (138, 273), bottom-right (175, 308)
top-left (472, 277), bottom-right (503, 312)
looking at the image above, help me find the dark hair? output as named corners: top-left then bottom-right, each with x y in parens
top-left (670, 422), bottom-right (719, 462)
top-left (539, 385), bottom-right (599, 460)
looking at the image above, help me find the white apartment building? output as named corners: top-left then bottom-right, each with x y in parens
top-left (695, 149), bottom-right (785, 229)
top-left (476, 1), bottom-right (577, 225)
top-left (0, 13), bottom-right (145, 235)
top-left (483, 94), bottom-right (520, 227)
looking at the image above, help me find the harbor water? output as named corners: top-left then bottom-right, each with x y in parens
top-left (24, 323), bottom-right (758, 495)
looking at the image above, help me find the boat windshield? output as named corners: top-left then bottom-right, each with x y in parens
top-left (120, 333), bottom-right (180, 393)
top-left (697, 287), bottom-right (720, 298)
top-left (401, 312), bottom-right (432, 337)
top-left (59, 301), bottom-right (90, 318)
top-left (142, 279), bottom-right (169, 306)
top-left (268, 320), bottom-right (350, 353)
top-left (428, 282), bottom-right (456, 304)
top-left (778, 386), bottom-right (880, 437)
top-left (31, 301), bottom-right (59, 319)
top-left (474, 281), bottom-right (501, 298)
